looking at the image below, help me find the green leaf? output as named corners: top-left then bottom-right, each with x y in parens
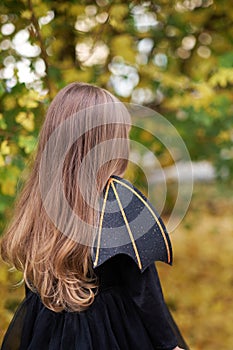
top-left (18, 135), bottom-right (37, 154)
top-left (0, 83), bottom-right (5, 97)
top-left (218, 52), bottom-right (233, 68)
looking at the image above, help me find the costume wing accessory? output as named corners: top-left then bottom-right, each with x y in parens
top-left (92, 175), bottom-right (172, 272)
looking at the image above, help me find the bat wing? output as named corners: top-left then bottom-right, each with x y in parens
top-left (92, 175), bottom-right (173, 273)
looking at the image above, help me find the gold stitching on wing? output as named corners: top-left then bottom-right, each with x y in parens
top-left (93, 178), bottom-right (112, 267)
top-left (110, 181), bottom-right (142, 270)
top-left (112, 178), bottom-right (171, 264)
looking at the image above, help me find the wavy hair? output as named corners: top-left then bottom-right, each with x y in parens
top-left (0, 82), bottom-right (131, 312)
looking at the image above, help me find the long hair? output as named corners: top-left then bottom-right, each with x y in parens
top-left (0, 82), bottom-right (131, 312)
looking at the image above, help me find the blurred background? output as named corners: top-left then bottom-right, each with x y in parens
top-left (0, 0), bottom-right (233, 349)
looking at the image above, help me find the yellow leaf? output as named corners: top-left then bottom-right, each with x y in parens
top-left (0, 262), bottom-right (8, 283)
top-left (0, 154), bottom-right (5, 167)
top-left (109, 18), bottom-right (126, 32)
top-left (151, 142), bottom-right (162, 153)
top-left (209, 68), bottom-right (233, 88)
top-left (165, 82), bottom-right (214, 110)
top-left (18, 135), bottom-right (37, 154)
top-left (9, 143), bottom-right (19, 155)
top-left (111, 35), bottom-right (135, 63)
top-left (15, 112), bottom-right (35, 132)
top-left (110, 4), bottom-right (128, 20)
top-left (0, 164), bottom-right (21, 194)
top-left (63, 68), bottom-right (92, 83)
top-left (0, 141), bottom-right (10, 155)
top-left (3, 96), bottom-right (17, 110)
top-left (1, 179), bottom-right (16, 196)
top-left (21, 10), bottom-right (32, 19)
top-left (217, 131), bottom-right (230, 143)
top-left (140, 130), bottom-right (154, 142)
top-left (33, 3), bottom-right (50, 18)
top-left (162, 73), bottom-right (190, 89)
top-left (0, 113), bottom-right (7, 130)
top-left (9, 165), bottom-right (21, 179)
top-left (51, 38), bottom-right (65, 55)
top-left (68, 4), bottom-right (85, 16)
top-left (18, 90), bottom-right (42, 108)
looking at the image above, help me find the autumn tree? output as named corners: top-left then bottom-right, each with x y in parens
top-left (0, 0), bottom-right (233, 231)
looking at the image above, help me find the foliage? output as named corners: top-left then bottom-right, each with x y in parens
top-left (0, 0), bottom-right (233, 230)
top-left (0, 2), bottom-right (233, 347)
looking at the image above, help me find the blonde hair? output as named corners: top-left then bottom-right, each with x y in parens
top-left (0, 82), bottom-right (131, 312)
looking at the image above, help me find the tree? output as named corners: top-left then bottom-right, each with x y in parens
top-left (0, 0), bottom-right (233, 232)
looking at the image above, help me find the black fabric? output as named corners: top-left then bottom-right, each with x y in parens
top-left (1, 254), bottom-right (189, 350)
top-left (92, 175), bottom-right (173, 271)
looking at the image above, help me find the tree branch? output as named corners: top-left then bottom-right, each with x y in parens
top-left (28, 0), bottom-right (52, 99)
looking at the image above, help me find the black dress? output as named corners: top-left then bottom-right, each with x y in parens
top-left (1, 254), bottom-right (188, 350)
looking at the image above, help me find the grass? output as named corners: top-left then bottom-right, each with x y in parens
top-left (0, 181), bottom-right (232, 349)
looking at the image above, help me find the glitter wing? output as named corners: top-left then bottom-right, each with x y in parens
top-left (91, 175), bottom-right (173, 273)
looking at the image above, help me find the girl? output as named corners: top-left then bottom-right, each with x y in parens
top-left (0, 82), bottom-right (188, 350)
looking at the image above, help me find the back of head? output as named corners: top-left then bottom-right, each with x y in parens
top-left (0, 82), bottom-right (131, 312)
